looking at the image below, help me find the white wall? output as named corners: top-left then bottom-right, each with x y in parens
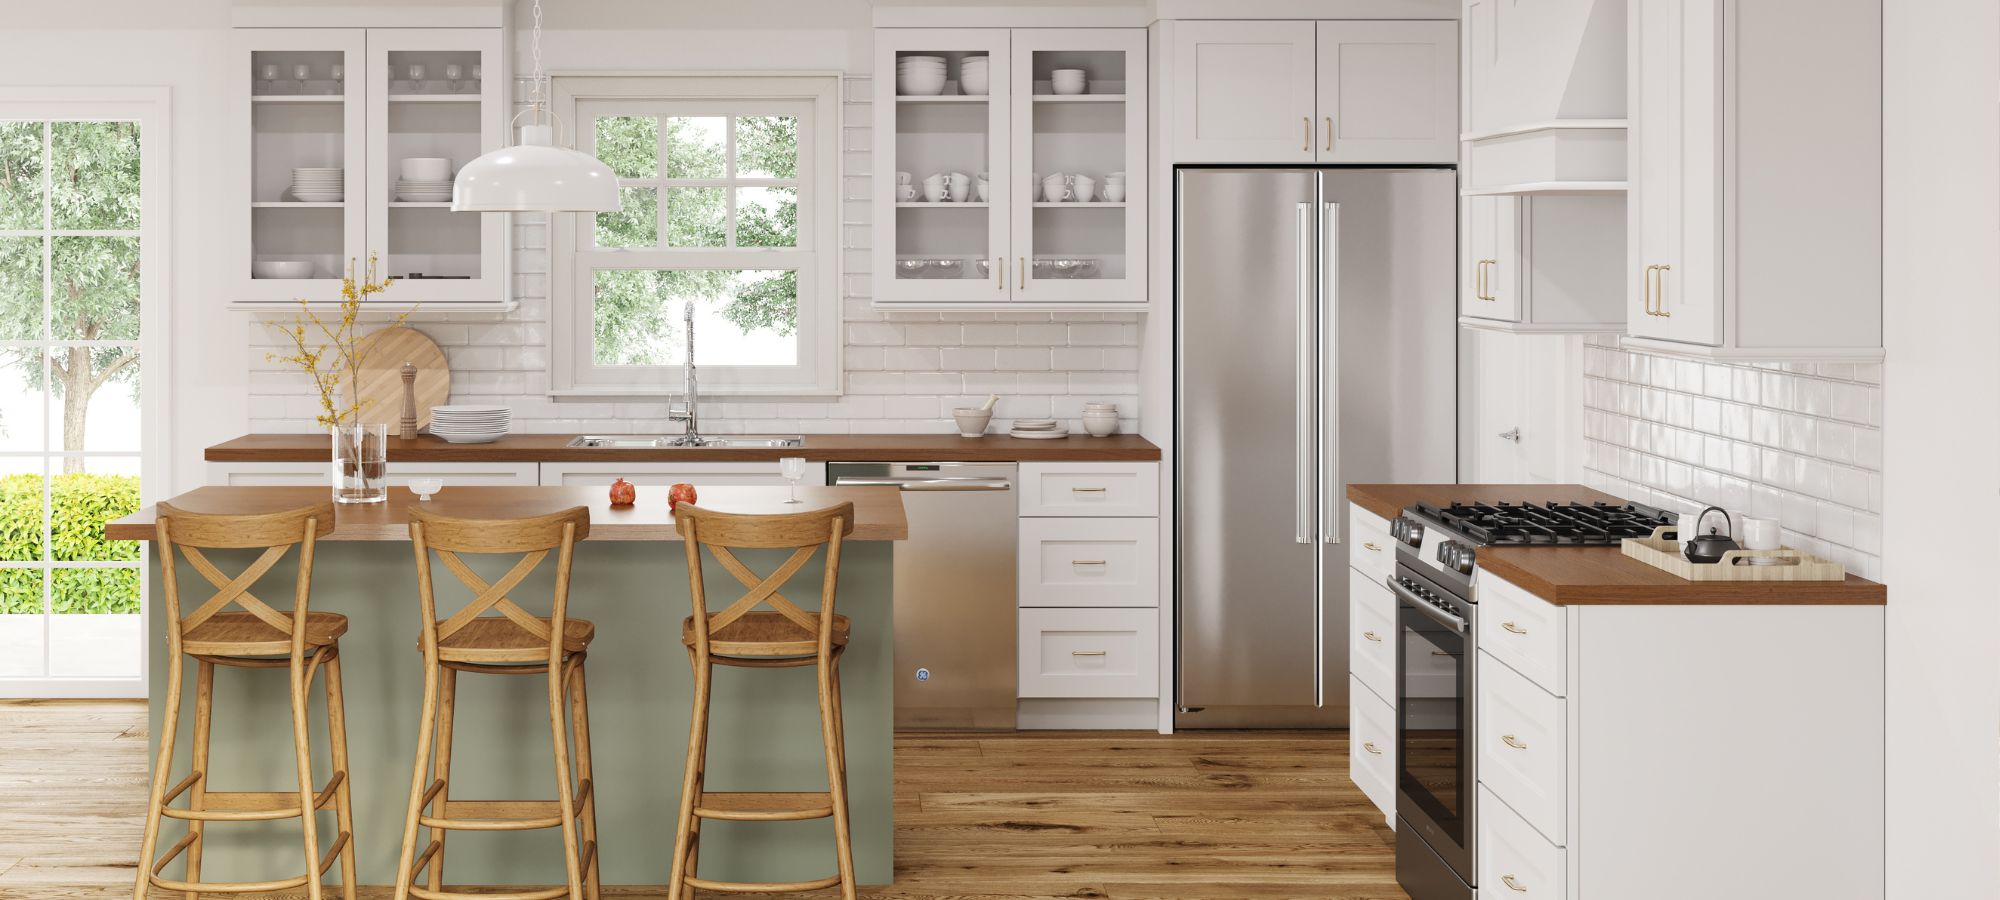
top-left (1881, 0), bottom-right (2000, 894)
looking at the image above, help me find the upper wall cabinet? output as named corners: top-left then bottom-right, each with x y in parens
top-left (1170, 20), bottom-right (1457, 164)
top-left (1625, 0), bottom-right (1882, 360)
top-left (873, 28), bottom-right (1148, 307)
top-left (229, 27), bottom-right (510, 309)
top-left (1461, 193), bottom-right (1626, 333)
top-left (1461, 0), bottom-right (1628, 195)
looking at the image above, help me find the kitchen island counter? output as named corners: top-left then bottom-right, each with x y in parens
top-left (118, 485), bottom-right (899, 889)
top-left (206, 432), bottom-right (1162, 463)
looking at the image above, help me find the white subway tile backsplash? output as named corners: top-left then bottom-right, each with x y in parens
top-left (1584, 336), bottom-right (1880, 580)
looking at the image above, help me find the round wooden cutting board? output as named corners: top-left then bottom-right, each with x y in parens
top-left (354, 326), bottom-right (450, 431)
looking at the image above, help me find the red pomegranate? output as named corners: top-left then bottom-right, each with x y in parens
top-left (608, 477), bottom-right (637, 506)
top-left (668, 482), bottom-right (698, 508)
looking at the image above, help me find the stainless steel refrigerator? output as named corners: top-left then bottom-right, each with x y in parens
top-left (1175, 167), bottom-right (1459, 728)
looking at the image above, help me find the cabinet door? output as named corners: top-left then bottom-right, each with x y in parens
top-left (1461, 194), bottom-right (1520, 321)
top-left (232, 28), bottom-right (369, 304)
top-left (1316, 21), bottom-right (1458, 163)
top-left (1629, 0), bottom-right (1721, 344)
top-left (874, 29), bottom-right (1013, 303)
top-left (1010, 28), bottom-right (1147, 303)
top-left (1170, 21), bottom-right (1317, 163)
top-left (365, 28), bottom-right (508, 304)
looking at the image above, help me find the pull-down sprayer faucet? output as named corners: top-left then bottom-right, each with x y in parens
top-left (667, 300), bottom-right (701, 444)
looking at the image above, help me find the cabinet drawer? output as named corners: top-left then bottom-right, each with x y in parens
top-left (385, 461), bottom-right (541, 486)
top-left (1018, 517), bottom-right (1159, 608)
top-left (1478, 649), bottom-right (1566, 846)
top-left (1348, 567), bottom-right (1397, 705)
top-left (537, 461), bottom-right (822, 487)
top-left (1017, 462), bottom-right (1159, 517)
top-left (1477, 567), bottom-right (1568, 696)
top-left (1477, 783), bottom-right (1567, 900)
top-left (1349, 674), bottom-right (1396, 824)
top-left (1018, 607), bottom-right (1159, 698)
top-left (1348, 503), bottom-right (1395, 580)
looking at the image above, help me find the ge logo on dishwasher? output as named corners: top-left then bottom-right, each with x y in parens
top-left (916, 668), bottom-right (930, 682)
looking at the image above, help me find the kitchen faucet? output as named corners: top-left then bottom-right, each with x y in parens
top-left (668, 300), bottom-right (702, 444)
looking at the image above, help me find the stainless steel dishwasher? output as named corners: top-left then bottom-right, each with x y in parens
top-left (829, 462), bottom-right (1017, 731)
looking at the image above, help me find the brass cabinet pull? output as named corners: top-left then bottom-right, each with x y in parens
top-left (1654, 263), bottom-right (1671, 316)
top-left (1363, 742), bottom-right (1382, 754)
top-left (1020, 256), bottom-right (1026, 289)
top-left (1477, 259), bottom-right (1498, 301)
top-left (1643, 265), bottom-right (1657, 315)
top-left (1502, 621), bottom-right (1526, 634)
top-left (1071, 560), bottom-right (1108, 565)
top-left (1304, 117), bottom-right (1310, 152)
top-left (998, 256), bottom-right (1004, 290)
top-left (1363, 631), bottom-right (1382, 642)
top-left (1503, 874), bottom-right (1527, 891)
top-left (1502, 734), bottom-right (1527, 750)
top-left (1070, 487), bottom-right (1107, 492)
top-left (1363, 542), bottom-right (1381, 551)
top-left (1324, 116), bottom-right (1332, 151)
top-left (1071, 650), bottom-right (1107, 656)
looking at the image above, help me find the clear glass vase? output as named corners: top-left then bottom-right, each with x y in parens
top-left (331, 422), bottom-right (388, 504)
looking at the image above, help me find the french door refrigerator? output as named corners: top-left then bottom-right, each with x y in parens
top-left (1175, 167), bottom-right (1458, 728)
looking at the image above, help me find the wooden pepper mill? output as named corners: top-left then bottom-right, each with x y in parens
top-left (399, 361), bottom-right (419, 440)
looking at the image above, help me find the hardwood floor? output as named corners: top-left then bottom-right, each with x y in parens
top-left (0, 700), bottom-right (1407, 900)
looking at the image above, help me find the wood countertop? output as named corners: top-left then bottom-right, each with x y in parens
top-left (1345, 483), bottom-right (1626, 522)
top-left (206, 433), bottom-right (1162, 463)
top-left (105, 485), bottom-right (909, 542)
top-left (1479, 545), bottom-right (1886, 605)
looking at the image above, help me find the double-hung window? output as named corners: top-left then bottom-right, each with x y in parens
top-left (551, 75), bottom-right (840, 397)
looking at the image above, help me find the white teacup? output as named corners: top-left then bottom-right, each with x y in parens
top-left (897, 184), bottom-right (917, 202)
top-left (1106, 171), bottom-right (1127, 182)
top-left (1740, 516), bottom-right (1783, 551)
top-left (1103, 185), bottom-right (1126, 202)
top-left (976, 182), bottom-right (990, 202)
top-left (1042, 176), bottom-right (1072, 202)
top-left (896, 171), bottom-right (913, 185)
top-left (1070, 175), bottom-right (1096, 203)
top-left (948, 172), bottom-right (971, 201)
top-left (923, 182), bottom-right (947, 203)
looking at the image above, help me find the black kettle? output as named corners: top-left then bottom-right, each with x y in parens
top-left (1682, 506), bottom-right (1740, 564)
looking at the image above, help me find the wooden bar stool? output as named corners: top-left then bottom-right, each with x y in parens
top-left (668, 501), bottom-right (858, 900)
top-left (134, 501), bottom-right (357, 900)
top-left (395, 505), bottom-right (600, 900)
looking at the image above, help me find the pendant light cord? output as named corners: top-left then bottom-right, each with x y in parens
top-left (528, 0), bottom-right (546, 127)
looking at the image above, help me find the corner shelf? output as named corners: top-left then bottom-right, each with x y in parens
top-left (1460, 182), bottom-right (1627, 196)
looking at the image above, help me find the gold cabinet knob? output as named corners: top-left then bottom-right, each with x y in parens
top-left (1502, 734), bottom-right (1527, 750)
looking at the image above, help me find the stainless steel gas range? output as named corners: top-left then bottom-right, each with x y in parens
top-left (1386, 499), bottom-right (1674, 900)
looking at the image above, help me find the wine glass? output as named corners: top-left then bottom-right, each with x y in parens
top-left (779, 457), bottom-right (807, 504)
top-left (409, 478), bottom-right (443, 503)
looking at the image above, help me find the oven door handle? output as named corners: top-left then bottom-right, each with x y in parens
top-left (1388, 578), bottom-right (1467, 634)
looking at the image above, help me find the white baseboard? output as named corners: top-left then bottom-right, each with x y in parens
top-left (1016, 697), bottom-right (1159, 730)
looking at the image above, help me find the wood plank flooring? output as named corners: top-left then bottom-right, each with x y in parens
top-left (0, 700), bottom-right (1407, 900)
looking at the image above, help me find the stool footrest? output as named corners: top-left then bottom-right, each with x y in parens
top-left (684, 873), bottom-right (844, 893)
top-left (149, 872), bottom-right (312, 893)
top-left (409, 886), bottom-right (571, 900)
top-left (695, 791), bottom-right (835, 822)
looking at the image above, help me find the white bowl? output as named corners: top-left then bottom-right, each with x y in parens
top-left (1082, 417), bottom-right (1118, 437)
top-left (961, 72), bottom-right (989, 95)
top-left (401, 157), bottom-right (451, 181)
top-left (252, 261), bottom-right (314, 279)
top-left (898, 72), bottom-right (947, 96)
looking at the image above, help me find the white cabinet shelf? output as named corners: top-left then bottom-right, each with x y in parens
top-left (873, 27), bottom-right (1147, 309)
top-left (229, 26), bottom-right (508, 306)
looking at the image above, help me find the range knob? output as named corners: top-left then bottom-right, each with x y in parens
top-left (1390, 516), bottom-right (1425, 548)
top-left (1435, 540), bottom-right (1476, 574)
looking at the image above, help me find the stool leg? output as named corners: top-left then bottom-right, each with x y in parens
top-left (395, 654), bottom-right (443, 900)
top-left (567, 657), bottom-right (601, 900)
top-left (818, 652), bottom-right (858, 900)
top-left (666, 651), bottom-right (713, 900)
top-left (547, 657), bottom-right (584, 900)
top-left (289, 652), bottom-right (324, 900)
top-left (185, 659), bottom-right (216, 900)
top-left (428, 665), bottom-right (458, 895)
top-left (322, 648), bottom-right (358, 900)
top-left (133, 653), bottom-right (187, 900)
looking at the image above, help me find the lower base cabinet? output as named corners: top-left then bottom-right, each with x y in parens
top-left (538, 460), bottom-right (819, 487)
top-left (207, 460), bottom-right (541, 487)
top-left (1348, 673), bottom-right (1396, 826)
top-left (1017, 607), bottom-right (1158, 699)
top-left (1478, 783), bottom-right (1565, 900)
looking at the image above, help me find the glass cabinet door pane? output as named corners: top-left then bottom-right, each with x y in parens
top-left (886, 43), bottom-right (1007, 298)
top-left (1026, 46), bottom-right (1131, 293)
top-left (250, 45), bottom-right (353, 283)
top-left (384, 51), bottom-right (482, 280)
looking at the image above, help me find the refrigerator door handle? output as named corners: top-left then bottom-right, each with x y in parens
top-left (1294, 201), bottom-right (1317, 545)
top-left (1321, 201), bottom-right (1341, 546)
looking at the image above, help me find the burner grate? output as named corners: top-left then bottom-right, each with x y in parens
top-left (1415, 500), bottom-right (1675, 547)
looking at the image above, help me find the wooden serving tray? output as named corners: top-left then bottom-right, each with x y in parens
top-left (1621, 527), bottom-right (1847, 581)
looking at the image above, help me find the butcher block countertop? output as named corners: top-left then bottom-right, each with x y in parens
top-left (106, 485), bottom-right (909, 542)
top-left (1344, 483), bottom-right (1885, 605)
top-left (1344, 483), bottom-right (1625, 522)
top-left (207, 433), bottom-right (1162, 462)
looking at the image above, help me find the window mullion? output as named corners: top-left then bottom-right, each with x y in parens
top-left (654, 116), bottom-right (669, 250)
top-left (725, 117), bottom-right (738, 248)
top-left (38, 121), bottom-right (51, 642)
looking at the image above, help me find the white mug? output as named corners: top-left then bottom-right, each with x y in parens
top-left (1103, 185), bottom-right (1126, 202)
top-left (1740, 516), bottom-right (1782, 551)
top-left (897, 184), bottom-right (917, 202)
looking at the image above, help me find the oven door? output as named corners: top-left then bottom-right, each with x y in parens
top-left (1393, 575), bottom-right (1473, 885)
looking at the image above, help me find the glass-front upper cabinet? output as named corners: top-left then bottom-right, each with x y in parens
top-left (229, 26), bottom-right (507, 308)
top-left (873, 28), bottom-right (1146, 307)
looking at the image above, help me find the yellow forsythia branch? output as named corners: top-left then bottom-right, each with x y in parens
top-left (264, 255), bottom-right (414, 428)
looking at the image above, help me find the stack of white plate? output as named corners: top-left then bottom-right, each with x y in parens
top-left (960, 54), bottom-right (990, 95)
top-left (397, 180), bottom-right (454, 202)
top-left (1009, 418), bottom-right (1070, 440)
top-left (428, 405), bottom-right (510, 443)
top-left (897, 56), bottom-right (947, 95)
top-left (291, 168), bottom-right (344, 202)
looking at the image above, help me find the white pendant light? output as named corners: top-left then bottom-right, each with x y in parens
top-left (451, 0), bottom-right (621, 213)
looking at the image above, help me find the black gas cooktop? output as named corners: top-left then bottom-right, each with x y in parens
top-left (1413, 500), bottom-right (1676, 547)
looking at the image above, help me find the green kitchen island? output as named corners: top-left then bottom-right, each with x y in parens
top-left (106, 484), bottom-right (906, 890)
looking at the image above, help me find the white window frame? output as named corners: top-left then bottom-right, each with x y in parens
top-left (0, 87), bottom-right (171, 700)
top-left (550, 73), bottom-right (842, 398)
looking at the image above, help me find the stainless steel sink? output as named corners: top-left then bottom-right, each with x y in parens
top-left (566, 434), bottom-right (804, 449)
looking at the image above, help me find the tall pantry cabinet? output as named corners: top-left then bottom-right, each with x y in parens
top-left (1625, 0), bottom-right (1882, 359)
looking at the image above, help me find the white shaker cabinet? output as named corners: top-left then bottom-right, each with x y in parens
top-left (1169, 20), bottom-right (1457, 165)
top-left (1460, 193), bottom-right (1627, 333)
top-left (1625, 0), bottom-right (1882, 360)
